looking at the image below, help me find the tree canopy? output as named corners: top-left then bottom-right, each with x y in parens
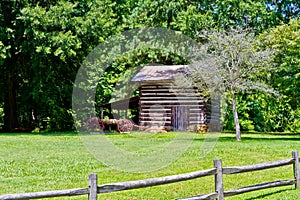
top-left (186, 28), bottom-right (275, 140)
top-left (0, 0), bottom-right (299, 132)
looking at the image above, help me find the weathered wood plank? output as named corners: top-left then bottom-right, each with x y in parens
top-left (140, 109), bottom-right (171, 112)
top-left (88, 174), bottom-right (98, 200)
top-left (140, 116), bottom-right (171, 120)
top-left (224, 179), bottom-right (296, 197)
top-left (140, 121), bottom-right (172, 125)
top-left (139, 125), bottom-right (174, 130)
top-left (177, 192), bottom-right (218, 200)
top-left (141, 90), bottom-right (201, 94)
top-left (140, 105), bottom-right (204, 109)
top-left (141, 109), bottom-right (172, 116)
top-left (189, 117), bottom-right (206, 121)
top-left (180, 179), bottom-right (296, 200)
top-left (140, 96), bottom-right (203, 100)
top-left (223, 158), bottom-right (294, 174)
top-left (140, 88), bottom-right (172, 92)
top-left (141, 86), bottom-right (199, 90)
top-left (214, 159), bottom-right (224, 200)
top-left (0, 188), bottom-right (89, 200)
top-left (140, 100), bottom-right (204, 103)
top-left (141, 93), bottom-right (203, 97)
top-left (97, 168), bottom-right (217, 193)
top-left (189, 112), bottom-right (205, 116)
top-left (292, 151), bottom-right (300, 189)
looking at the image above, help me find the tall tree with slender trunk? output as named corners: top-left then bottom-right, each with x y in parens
top-left (188, 27), bottom-right (276, 141)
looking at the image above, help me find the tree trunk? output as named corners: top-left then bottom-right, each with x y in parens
top-left (4, 74), bottom-right (18, 131)
top-left (231, 92), bottom-right (241, 141)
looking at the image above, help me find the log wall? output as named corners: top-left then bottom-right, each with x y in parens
top-left (139, 83), bottom-right (206, 131)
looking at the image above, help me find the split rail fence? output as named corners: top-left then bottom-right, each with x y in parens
top-left (0, 150), bottom-right (299, 200)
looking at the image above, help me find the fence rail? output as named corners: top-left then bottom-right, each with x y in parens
top-left (0, 151), bottom-right (299, 200)
top-left (97, 168), bottom-right (217, 193)
top-left (0, 188), bottom-right (89, 200)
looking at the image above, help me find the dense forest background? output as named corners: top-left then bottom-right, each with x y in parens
top-left (0, 0), bottom-right (299, 132)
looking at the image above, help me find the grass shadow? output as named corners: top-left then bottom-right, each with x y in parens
top-left (193, 132), bottom-right (300, 143)
top-left (0, 131), bottom-right (79, 137)
top-left (243, 188), bottom-right (293, 200)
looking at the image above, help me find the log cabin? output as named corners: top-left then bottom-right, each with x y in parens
top-left (100, 65), bottom-right (220, 132)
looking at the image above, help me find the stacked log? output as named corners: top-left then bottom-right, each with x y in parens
top-left (85, 117), bottom-right (135, 133)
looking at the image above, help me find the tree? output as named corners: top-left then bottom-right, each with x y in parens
top-left (0, 0), bottom-right (118, 131)
top-left (0, 0), bottom-right (33, 130)
top-left (188, 28), bottom-right (275, 141)
top-left (127, 0), bottom-right (278, 34)
top-left (1, 0), bottom-right (298, 132)
top-left (265, 0), bottom-right (300, 24)
top-left (258, 17), bottom-right (300, 132)
top-left (190, 0), bottom-right (296, 32)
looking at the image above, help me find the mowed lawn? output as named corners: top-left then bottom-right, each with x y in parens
top-left (1, 132), bottom-right (300, 199)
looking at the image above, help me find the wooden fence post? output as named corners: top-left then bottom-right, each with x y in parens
top-left (214, 159), bottom-right (224, 200)
top-left (292, 151), bottom-right (300, 189)
top-left (88, 174), bottom-right (98, 200)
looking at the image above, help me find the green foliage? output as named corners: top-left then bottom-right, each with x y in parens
top-left (173, 5), bottom-right (215, 39)
top-left (264, 17), bottom-right (300, 103)
top-left (258, 17), bottom-right (300, 132)
top-left (189, 27), bottom-right (275, 139)
top-left (127, 0), bottom-right (289, 33)
top-left (0, 41), bottom-right (10, 65)
top-left (0, 103), bottom-right (3, 128)
top-left (206, 0), bottom-right (273, 30)
top-left (128, 0), bottom-right (188, 29)
top-left (222, 18), bottom-right (300, 133)
top-left (0, 0), bottom-right (119, 131)
top-left (225, 92), bottom-right (300, 133)
top-left (265, 0), bottom-right (300, 24)
top-left (1, 0), bottom-right (300, 131)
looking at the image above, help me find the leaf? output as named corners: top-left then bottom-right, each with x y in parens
top-left (36, 46), bottom-right (43, 53)
top-left (54, 47), bottom-right (63, 56)
top-left (45, 47), bottom-right (51, 54)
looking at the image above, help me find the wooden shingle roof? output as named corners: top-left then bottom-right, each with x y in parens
top-left (131, 65), bottom-right (188, 82)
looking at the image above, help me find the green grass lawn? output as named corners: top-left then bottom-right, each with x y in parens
top-left (1, 131), bottom-right (300, 199)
